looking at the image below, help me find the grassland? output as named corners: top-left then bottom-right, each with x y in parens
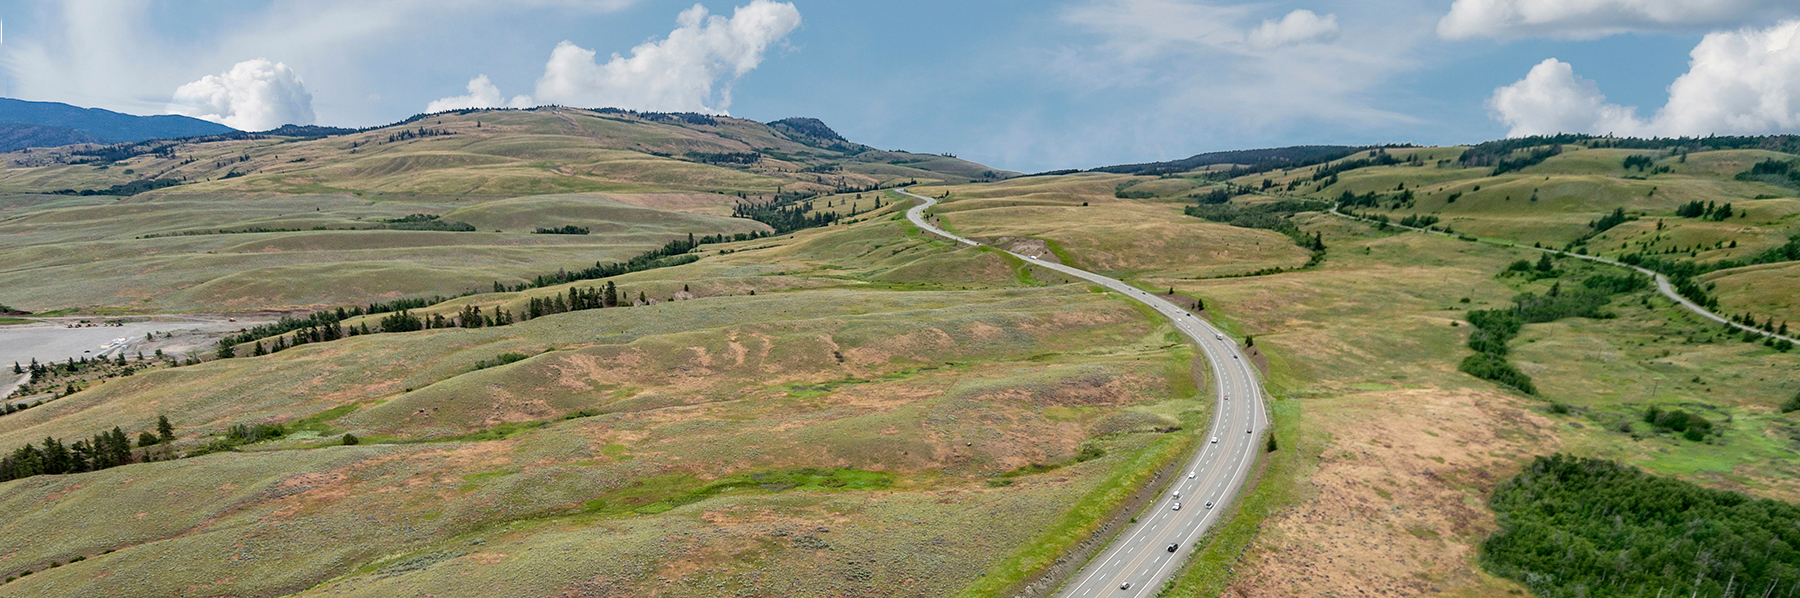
top-left (0, 181), bottom-right (1230, 598)
top-left (7, 118), bottom-right (1800, 598)
top-left (912, 156), bottom-right (1800, 597)
top-left (0, 108), bottom-right (1007, 314)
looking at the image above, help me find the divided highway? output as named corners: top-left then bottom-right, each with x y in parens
top-left (898, 188), bottom-right (1269, 596)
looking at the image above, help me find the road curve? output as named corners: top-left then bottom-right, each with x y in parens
top-left (1326, 206), bottom-right (1798, 345)
top-left (899, 188), bottom-right (1269, 596)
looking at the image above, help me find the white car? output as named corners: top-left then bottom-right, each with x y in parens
top-left (1215, 333), bottom-right (1223, 340)
top-left (1172, 502), bottom-right (1181, 511)
top-left (1188, 471), bottom-right (1195, 479)
top-left (1210, 437), bottom-right (1217, 444)
top-left (1172, 491), bottom-right (1180, 499)
top-left (1120, 582), bottom-right (1133, 590)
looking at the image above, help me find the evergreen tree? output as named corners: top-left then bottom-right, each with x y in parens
top-left (157, 415), bottom-right (175, 444)
top-left (604, 281), bottom-right (618, 307)
top-left (138, 431), bottom-right (159, 447)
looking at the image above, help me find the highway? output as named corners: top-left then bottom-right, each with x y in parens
top-left (898, 188), bottom-right (1269, 596)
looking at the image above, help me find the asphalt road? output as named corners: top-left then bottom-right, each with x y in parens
top-left (898, 188), bottom-right (1268, 596)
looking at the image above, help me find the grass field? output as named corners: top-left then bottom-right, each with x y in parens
top-left (0, 190), bottom-right (767, 312)
top-left (0, 189), bottom-right (1221, 597)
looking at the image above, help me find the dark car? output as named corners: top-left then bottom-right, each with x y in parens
top-left (1167, 543), bottom-right (1179, 552)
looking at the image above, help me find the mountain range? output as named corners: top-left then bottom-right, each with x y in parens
top-left (0, 97), bottom-right (236, 152)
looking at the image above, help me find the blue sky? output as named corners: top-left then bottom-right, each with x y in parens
top-left (1, 1), bottom-right (1796, 172)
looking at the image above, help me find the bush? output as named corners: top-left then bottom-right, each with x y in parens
top-left (1782, 392), bottom-right (1800, 413)
top-left (473, 352), bottom-right (530, 370)
top-left (342, 433), bottom-right (360, 446)
top-left (1459, 353), bottom-right (1536, 394)
top-left (1074, 443), bottom-right (1105, 462)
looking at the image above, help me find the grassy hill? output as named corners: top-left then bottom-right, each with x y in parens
top-left (0, 108), bottom-right (1010, 313)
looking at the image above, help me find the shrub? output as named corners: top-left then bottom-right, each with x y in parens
top-left (342, 433), bottom-right (360, 446)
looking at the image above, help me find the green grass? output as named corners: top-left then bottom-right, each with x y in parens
top-left (955, 431), bottom-right (1195, 598)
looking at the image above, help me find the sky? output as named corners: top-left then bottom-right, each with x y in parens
top-left (1, 0), bottom-right (1798, 173)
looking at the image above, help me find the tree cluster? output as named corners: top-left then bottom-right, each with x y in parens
top-left (0, 416), bottom-right (173, 483)
top-left (1483, 454), bottom-right (1800, 598)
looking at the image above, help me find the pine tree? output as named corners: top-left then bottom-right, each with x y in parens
top-left (157, 415), bottom-right (175, 444)
top-left (11, 362), bottom-right (19, 374)
top-left (604, 281), bottom-right (618, 307)
top-left (138, 431), bottom-right (159, 447)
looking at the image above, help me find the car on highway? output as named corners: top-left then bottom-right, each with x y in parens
top-left (1210, 437), bottom-right (1217, 444)
top-left (1215, 333), bottom-right (1223, 340)
top-left (1172, 491), bottom-right (1180, 499)
top-left (1120, 582), bottom-right (1132, 590)
top-left (1167, 543), bottom-right (1179, 552)
top-left (1206, 502), bottom-right (1214, 509)
top-left (1172, 502), bottom-right (1180, 511)
top-left (1188, 471), bottom-right (1195, 479)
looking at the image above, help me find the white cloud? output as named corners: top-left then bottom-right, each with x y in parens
top-left (529, 0), bottom-right (800, 114)
top-left (429, 1), bottom-right (801, 115)
top-left (1487, 58), bottom-right (1643, 136)
top-left (0, 0), bottom-right (642, 123)
top-left (1439, 0), bottom-right (1799, 40)
top-left (1248, 9), bottom-right (1339, 48)
top-left (424, 75), bottom-right (534, 112)
top-left (1489, 20), bottom-right (1800, 137)
top-left (168, 59), bottom-right (315, 131)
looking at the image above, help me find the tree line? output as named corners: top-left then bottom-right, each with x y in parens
top-left (0, 416), bottom-right (175, 482)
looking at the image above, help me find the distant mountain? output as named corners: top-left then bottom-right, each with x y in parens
top-left (1091, 145), bottom-right (1359, 176)
top-left (0, 123), bottom-right (104, 152)
top-left (0, 97), bottom-right (236, 145)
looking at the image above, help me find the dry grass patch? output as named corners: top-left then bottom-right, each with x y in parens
top-left (1224, 388), bottom-right (1553, 598)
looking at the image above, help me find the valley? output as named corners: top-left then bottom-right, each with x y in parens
top-left (0, 109), bottom-right (1797, 598)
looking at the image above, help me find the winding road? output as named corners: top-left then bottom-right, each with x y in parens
top-left (898, 188), bottom-right (1269, 596)
top-left (1327, 206), bottom-right (1799, 345)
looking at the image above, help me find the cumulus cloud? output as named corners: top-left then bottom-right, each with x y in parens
top-left (1488, 59), bottom-right (1643, 136)
top-left (426, 0), bottom-right (800, 115)
top-left (1489, 20), bottom-right (1800, 137)
top-left (424, 75), bottom-right (534, 112)
top-left (1439, 0), bottom-right (1799, 40)
top-left (1248, 9), bottom-right (1339, 48)
top-left (168, 59), bottom-right (315, 131)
